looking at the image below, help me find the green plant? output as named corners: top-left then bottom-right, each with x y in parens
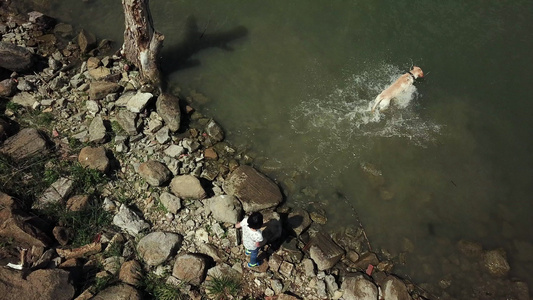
top-left (92, 273), bottom-right (114, 294)
top-left (69, 163), bottom-right (108, 195)
top-left (205, 275), bottom-right (242, 300)
top-left (5, 101), bottom-right (21, 112)
top-left (142, 273), bottom-right (184, 300)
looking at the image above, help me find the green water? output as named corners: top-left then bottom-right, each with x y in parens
top-left (22, 0), bottom-right (533, 298)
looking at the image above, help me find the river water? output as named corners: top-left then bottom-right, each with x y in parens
top-left (19, 0), bottom-right (533, 298)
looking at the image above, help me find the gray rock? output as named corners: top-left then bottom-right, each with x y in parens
top-left (381, 275), bottom-right (410, 300)
top-left (172, 253), bottom-right (207, 286)
top-left (12, 92), bottom-right (37, 107)
top-left (262, 211), bottom-right (283, 244)
top-left (86, 100), bottom-right (100, 115)
top-left (115, 91), bottom-right (135, 107)
top-left (155, 126), bottom-right (170, 144)
top-left (92, 283), bottom-right (142, 300)
top-left (170, 175), bottom-right (206, 200)
top-left (156, 93), bottom-right (181, 132)
top-left (182, 138), bottom-right (200, 153)
top-left (16, 79), bottom-right (33, 91)
top-left (137, 231), bottom-right (182, 266)
top-left (483, 249), bottom-right (511, 277)
top-left (0, 128), bottom-right (49, 161)
top-left (115, 110), bottom-right (139, 135)
top-left (89, 81), bottom-right (121, 100)
top-left (340, 274), bottom-right (379, 300)
top-left (164, 144), bottom-right (185, 158)
top-left (309, 232), bottom-right (345, 271)
top-left (222, 166), bottom-right (282, 212)
top-left (287, 208), bottom-right (312, 236)
top-left (207, 195), bottom-right (242, 224)
top-left (35, 177), bottom-right (74, 209)
top-left (88, 115), bottom-right (107, 143)
top-left (159, 192), bottom-right (181, 214)
top-left (138, 160), bottom-right (171, 187)
top-left (78, 146), bottom-right (109, 173)
top-left (325, 274), bottom-right (339, 297)
top-left (0, 79), bottom-right (17, 97)
top-left (206, 263), bottom-right (242, 281)
top-left (112, 204), bottom-right (150, 236)
top-left (127, 92), bottom-right (153, 113)
top-left (0, 41), bottom-right (34, 72)
top-left (303, 258), bottom-right (316, 277)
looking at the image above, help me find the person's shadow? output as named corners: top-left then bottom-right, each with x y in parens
top-left (161, 15), bottom-right (248, 74)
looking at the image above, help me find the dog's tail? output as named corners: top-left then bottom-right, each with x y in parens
top-left (370, 96), bottom-right (382, 113)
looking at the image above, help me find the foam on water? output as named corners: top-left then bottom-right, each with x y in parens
top-left (290, 63), bottom-right (442, 155)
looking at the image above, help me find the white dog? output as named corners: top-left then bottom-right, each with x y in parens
top-left (371, 66), bottom-right (424, 112)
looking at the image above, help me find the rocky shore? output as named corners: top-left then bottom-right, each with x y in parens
top-left (0, 4), bottom-right (529, 300)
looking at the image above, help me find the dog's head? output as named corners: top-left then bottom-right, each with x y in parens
top-left (410, 66), bottom-right (424, 78)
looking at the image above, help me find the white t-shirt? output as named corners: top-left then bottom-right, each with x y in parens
top-left (240, 217), bottom-right (263, 250)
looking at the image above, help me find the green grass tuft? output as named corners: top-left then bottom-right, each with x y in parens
top-left (142, 273), bottom-right (185, 300)
top-left (206, 275), bottom-right (242, 300)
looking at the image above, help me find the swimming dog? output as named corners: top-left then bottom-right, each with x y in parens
top-left (371, 66), bottom-right (424, 112)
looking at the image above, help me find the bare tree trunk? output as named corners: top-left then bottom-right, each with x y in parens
top-left (121, 0), bottom-right (164, 87)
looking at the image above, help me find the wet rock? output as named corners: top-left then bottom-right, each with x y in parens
top-left (66, 195), bottom-right (91, 211)
top-left (119, 260), bottom-right (143, 286)
top-left (0, 128), bottom-right (49, 161)
top-left (112, 204), bottom-right (150, 236)
top-left (78, 29), bottom-right (96, 53)
top-left (360, 162), bottom-right (385, 188)
top-left (138, 160), bottom-right (171, 187)
top-left (88, 115), bottom-right (108, 143)
top-left (483, 249), bottom-right (511, 277)
top-left (172, 253), bottom-right (207, 286)
top-left (0, 79), bottom-right (17, 97)
top-left (204, 119), bottom-right (224, 145)
top-left (340, 274), bottom-right (379, 300)
top-left (223, 165), bottom-right (282, 212)
top-left (0, 41), bottom-right (34, 72)
top-left (89, 81), bottom-right (121, 100)
top-left (156, 93), bottom-right (181, 132)
top-left (127, 92), bottom-right (153, 113)
top-left (204, 148), bottom-right (218, 160)
top-left (28, 11), bottom-right (57, 31)
top-left (137, 231), bottom-right (182, 266)
top-left (207, 195), bottom-right (242, 224)
top-left (35, 177), bottom-right (74, 209)
top-left (170, 175), bottom-right (206, 200)
top-left (381, 275), bottom-right (410, 300)
top-left (92, 283), bottom-right (142, 300)
top-left (457, 239), bottom-right (483, 257)
top-left (159, 192), bottom-right (182, 214)
top-left (287, 208), bottom-right (312, 236)
top-left (353, 252), bottom-right (380, 270)
top-left (12, 92), bottom-right (37, 107)
top-left (308, 231), bottom-right (345, 271)
top-left (0, 268), bottom-right (75, 300)
top-left (78, 146), bottom-right (109, 173)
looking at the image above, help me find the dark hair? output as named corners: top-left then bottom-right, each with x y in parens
top-left (247, 212), bottom-right (263, 229)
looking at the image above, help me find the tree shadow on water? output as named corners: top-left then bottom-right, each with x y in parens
top-left (161, 15), bottom-right (248, 75)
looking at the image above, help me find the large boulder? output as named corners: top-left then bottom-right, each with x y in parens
top-left (381, 275), bottom-right (410, 300)
top-left (222, 166), bottom-right (282, 212)
top-left (0, 268), bottom-right (75, 300)
top-left (172, 253), bottom-right (207, 286)
top-left (137, 231), bottom-right (182, 266)
top-left (156, 93), bottom-right (181, 132)
top-left (89, 81), bottom-right (121, 100)
top-left (78, 146), bottom-right (110, 173)
top-left (340, 274), bottom-right (379, 300)
top-left (0, 41), bottom-right (34, 72)
top-left (0, 128), bottom-right (49, 161)
top-left (138, 160), bottom-right (171, 187)
top-left (308, 231), bottom-right (345, 271)
top-left (207, 195), bottom-right (242, 224)
top-left (170, 175), bottom-right (206, 200)
top-left (92, 283), bottom-right (142, 300)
